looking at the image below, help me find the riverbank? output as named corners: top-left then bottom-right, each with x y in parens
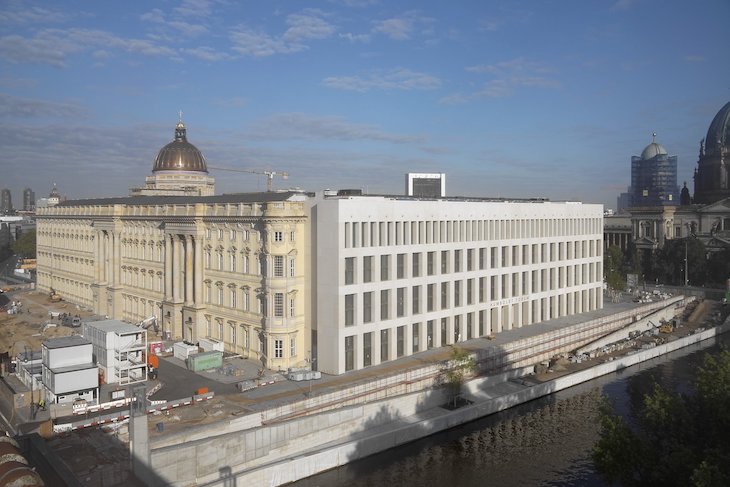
top-left (215, 312), bottom-right (730, 487)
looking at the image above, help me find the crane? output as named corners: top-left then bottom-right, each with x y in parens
top-left (208, 166), bottom-right (289, 191)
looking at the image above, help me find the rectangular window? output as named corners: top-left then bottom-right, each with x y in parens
top-left (454, 249), bottom-right (461, 272)
top-left (454, 280), bottom-right (461, 307)
top-left (274, 231), bottom-right (283, 242)
top-left (243, 291), bottom-right (249, 311)
top-left (427, 284), bottom-right (435, 312)
top-left (397, 287), bottom-right (406, 317)
top-left (244, 255), bottom-right (250, 273)
top-left (381, 289), bottom-right (390, 320)
top-left (289, 296), bottom-right (295, 317)
top-left (345, 257), bottom-right (355, 285)
top-left (381, 255), bottom-right (390, 280)
top-left (230, 254), bottom-right (236, 272)
top-left (218, 322), bottom-right (223, 340)
top-left (274, 339), bottom-right (283, 358)
top-left (274, 256), bottom-right (284, 277)
top-left (412, 323), bottom-right (420, 353)
top-left (218, 252), bottom-right (223, 270)
top-left (397, 326), bottom-right (405, 358)
top-left (231, 325), bottom-right (236, 345)
top-left (441, 282), bottom-right (449, 309)
top-left (380, 329), bottom-right (389, 362)
top-left (289, 258), bottom-right (295, 277)
top-left (345, 294), bottom-right (355, 326)
top-left (412, 285), bottom-right (420, 314)
top-left (467, 279), bottom-right (473, 305)
top-left (290, 337), bottom-right (296, 357)
top-left (345, 336), bottom-right (354, 371)
top-left (467, 249), bottom-right (474, 271)
top-left (412, 253), bottom-right (420, 277)
top-left (363, 256), bottom-right (373, 283)
top-left (218, 287), bottom-right (223, 305)
top-left (274, 293), bottom-right (284, 317)
top-left (363, 332), bottom-right (372, 367)
top-left (397, 253), bottom-right (406, 279)
top-left (427, 251), bottom-right (435, 275)
top-left (230, 289), bottom-right (237, 308)
top-left (363, 291), bottom-right (373, 323)
top-left (218, 229), bottom-right (223, 240)
top-left (441, 250), bottom-right (449, 274)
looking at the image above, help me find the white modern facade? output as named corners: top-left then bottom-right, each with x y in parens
top-left (309, 194), bottom-right (604, 375)
top-left (82, 320), bottom-right (148, 385)
top-left (41, 335), bottom-right (99, 405)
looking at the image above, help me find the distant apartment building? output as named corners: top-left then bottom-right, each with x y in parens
top-left (308, 194), bottom-right (604, 374)
top-left (1, 188), bottom-right (12, 214)
top-left (23, 187), bottom-right (35, 211)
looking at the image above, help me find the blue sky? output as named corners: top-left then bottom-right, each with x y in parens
top-left (1, 0), bottom-right (729, 210)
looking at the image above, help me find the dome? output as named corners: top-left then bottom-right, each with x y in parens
top-left (152, 121), bottom-right (208, 173)
top-left (640, 133), bottom-right (668, 160)
top-left (704, 100), bottom-right (730, 156)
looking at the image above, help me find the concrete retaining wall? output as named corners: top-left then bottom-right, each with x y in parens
top-left (178, 320), bottom-right (729, 487)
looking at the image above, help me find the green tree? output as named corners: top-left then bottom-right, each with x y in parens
top-left (593, 349), bottom-right (730, 486)
top-left (707, 248), bottom-right (730, 286)
top-left (12, 229), bottom-right (36, 258)
top-left (443, 346), bottom-right (476, 408)
top-left (604, 245), bottom-right (625, 291)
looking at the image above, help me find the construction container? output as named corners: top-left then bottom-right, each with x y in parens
top-left (198, 337), bottom-right (224, 352)
top-left (186, 351), bottom-right (222, 372)
top-left (173, 342), bottom-right (198, 361)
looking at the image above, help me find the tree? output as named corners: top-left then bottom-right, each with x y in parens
top-left (443, 346), bottom-right (476, 408)
top-left (11, 229), bottom-right (35, 258)
top-left (707, 248), bottom-right (730, 286)
top-left (593, 349), bottom-right (730, 486)
top-left (604, 245), bottom-right (625, 291)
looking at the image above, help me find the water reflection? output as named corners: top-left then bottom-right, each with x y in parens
top-left (293, 334), bottom-right (728, 487)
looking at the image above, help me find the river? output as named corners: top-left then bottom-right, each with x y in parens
top-left (292, 332), bottom-right (729, 487)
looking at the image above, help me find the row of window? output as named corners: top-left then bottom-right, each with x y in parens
top-left (344, 217), bottom-right (602, 249)
top-left (204, 253), bottom-right (296, 277)
top-left (205, 228), bottom-right (296, 244)
top-left (344, 262), bottom-right (601, 326)
top-left (344, 241), bottom-right (601, 285)
top-left (203, 286), bottom-right (296, 318)
top-left (203, 316), bottom-right (297, 359)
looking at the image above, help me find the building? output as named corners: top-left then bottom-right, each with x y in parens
top-left (41, 336), bottom-right (99, 405)
top-left (405, 173), bottom-right (446, 198)
top-left (82, 320), bottom-right (148, 385)
top-left (308, 194), bottom-right (604, 374)
top-left (630, 133), bottom-right (679, 207)
top-left (694, 101), bottom-right (730, 205)
top-left (0, 189), bottom-right (11, 214)
top-left (38, 118), bottom-right (605, 376)
top-left (22, 188), bottom-right (35, 212)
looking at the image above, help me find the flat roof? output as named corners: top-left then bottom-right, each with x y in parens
top-left (43, 335), bottom-right (90, 349)
top-left (58, 191), bottom-right (311, 207)
top-left (84, 319), bottom-right (143, 334)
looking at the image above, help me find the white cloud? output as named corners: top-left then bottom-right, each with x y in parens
top-left (371, 11), bottom-right (434, 41)
top-left (174, 0), bottom-right (214, 18)
top-left (182, 46), bottom-right (232, 61)
top-left (231, 11), bottom-right (336, 57)
top-left (339, 32), bottom-right (370, 43)
top-left (0, 3), bottom-right (69, 24)
top-left (323, 68), bottom-right (441, 92)
top-left (0, 93), bottom-right (87, 119)
top-left (246, 113), bottom-right (422, 144)
top-left (283, 11), bottom-right (336, 42)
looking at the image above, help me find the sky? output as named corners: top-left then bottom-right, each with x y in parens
top-left (1, 0), bottom-right (729, 210)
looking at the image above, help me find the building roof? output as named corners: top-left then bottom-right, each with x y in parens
top-left (704, 100), bottom-right (730, 156)
top-left (57, 190), bottom-right (310, 207)
top-left (83, 319), bottom-right (142, 334)
top-left (43, 335), bottom-right (90, 349)
top-left (152, 121), bottom-right (208, 173)
top-left (640, 133), bottom-right (668, 160)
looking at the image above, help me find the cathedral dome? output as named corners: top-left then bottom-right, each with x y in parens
top-left (152, 121), bottom-right (208, 173)
top-left (640, 133), bottom-right (668, 160)
top-left (704, 101), bottom-right (730, 157)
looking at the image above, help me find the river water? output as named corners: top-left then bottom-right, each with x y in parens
top-left (292, 333), bottom-right (729, 487)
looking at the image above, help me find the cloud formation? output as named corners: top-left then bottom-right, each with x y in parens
top-left (323, 68), bottom-right (441, 92)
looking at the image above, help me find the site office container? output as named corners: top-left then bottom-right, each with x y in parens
top-left (186, 351), bottom-right (223, 372)
top-left (173, 342), bottom-right (198, 360)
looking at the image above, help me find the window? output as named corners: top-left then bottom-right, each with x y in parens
top-left (380, 329), bottom-right (389, 362)
top-left (397, 253), bottom-right (405, 279)
top-left (397, 326), bottom-right (405, 358)
top-left (205, 251), bottom-right (211, 268)
top-left (397, 287), bottom-right (405, 317)
top-left (244, 255), bottom-right (250, 273)
top-left (206, 228), bottom-right (211, 239)
top-left (454, 280), bottom-right (461, 306)
top-left (363, 256), bottom-right (373, 282)
top-left (441, 282), bottom-right (448, 309)
top-left (345, 294), bottom-right (355, 326)
top-left (467, 249), bottom-right (474, 271)
top-left (205, 283), bottom-right (211, 303)
top-left (274, 293), bottom-right (284, 317)
top-left (217, 229), bottom-right (223, 240)
top-left (243, 290), bottom-right (249, 311)
top-left (218, 321), bottom-right (224, 340)
top-left (290, 337), bottom-right (296, 357)
top-left (230, 289), bottom-right (237, 308)
top-left (274, 231), bottom-right (283, 242)
top-left (454, 250), bottom-right (461, 272)
top-left (217, 286), bottom-right (224, 305)
top-left (345, 336), bottom-right (355, 371)
top-left (290, 231), bottom-right (296, 242)
top-left (274, 339), bottom-right (283, 358)
top-left (412, 285), bottom-right (420, 314)
top-left (412, 253), bottom-right (420, 277)
top-left (230, 230), bottom-right (236, 240)
top-left (363, 332), bottom-right (372, 367)
top-left (206, 316), bottom-right (211, 337)
top-left (381, 255), bottom-right (390, 280)
top-left (441, 250), bottom-right (449, 274)
top-left (230, 254), bottom-right (236, 272)
top-left (345, 257), bottom-right (355, 285)
top-left (289, 297), bottom-right (295, 317)
top-left (289, 258), bottom-right (295, 277)
top-left (427, 252), bottom-right (435, 275)
top-left (218, 252), bottom-right (223, 270)
top-left (412, 323), bottom-right (420, 353)
top-left (231, 325), bottom-right (236, 345)
top-left (274, 255), bottom-right (284, 277)
top-left (427, 284), bottom-right (435, 312)
top-left (363, 292), bottom-right (372, 323)
top-left (380, 289), bottom-right (390, 320)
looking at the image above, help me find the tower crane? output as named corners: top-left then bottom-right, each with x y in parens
top-left (208, 166), bottom-right (289, 191)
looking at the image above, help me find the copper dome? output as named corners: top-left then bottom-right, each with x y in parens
top-left (704, 100), bottom-right (730, 156)
top-left (152, 121), bottom-right (208, 173)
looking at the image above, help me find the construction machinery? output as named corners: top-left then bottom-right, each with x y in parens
top-left (137, 316), bottom-right (160, 334)
top-left (49, 288), bottom-right (61, 302)
top-left (208, 166), bottom-right (288, 191)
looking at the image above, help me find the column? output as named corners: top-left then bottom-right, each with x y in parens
top-left (165, 235), bottom-right (172, 300)
top-left (172, 236), bottom-right (180, 302)
top-left (194, 236), bottom-right (203, 305)
top-left (185, 235), bottom-right (193, 305)
top-left (112, 232), bottom-right (120, 286)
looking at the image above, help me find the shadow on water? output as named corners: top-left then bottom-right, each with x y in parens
top-left (293, 333), bottom-right (730, 487)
